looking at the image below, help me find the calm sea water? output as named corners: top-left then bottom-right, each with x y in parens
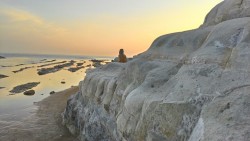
top-left (0, 53), bottom-right (112, 140)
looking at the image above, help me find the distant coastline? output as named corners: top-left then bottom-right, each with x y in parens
top-left (0, 53), bottom-right (114, 60)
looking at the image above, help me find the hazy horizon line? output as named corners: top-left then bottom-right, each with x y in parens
top-left (0, 52), bottom-right (115, 59)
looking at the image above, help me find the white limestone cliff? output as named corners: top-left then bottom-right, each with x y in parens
top-left (202, 0), bottom-right (250, 27)
top-left (63, 0), bottom-right (250, 140)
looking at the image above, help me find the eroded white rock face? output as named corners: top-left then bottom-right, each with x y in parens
top-left (202, 0), bottom-right (250, 27)
top-left (63, 0), bottom-right (250, 140)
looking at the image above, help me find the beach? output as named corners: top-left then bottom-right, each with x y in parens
top-left (0, 86), bottom-right (79, 141)
top-left (0, 54), bottom-right (110, 141)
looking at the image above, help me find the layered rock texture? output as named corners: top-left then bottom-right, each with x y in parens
top-left (63, 0), bottom-right (250, 140)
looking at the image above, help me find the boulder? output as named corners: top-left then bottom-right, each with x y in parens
top-left (50, 91), bottom-right (55, 94)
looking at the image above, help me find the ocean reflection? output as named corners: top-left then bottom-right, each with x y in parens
top-left (0, 56), bottom-right (96, 141)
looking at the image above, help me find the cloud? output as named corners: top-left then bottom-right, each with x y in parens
top-left (1, 8), bottom-right (43, 24)
top-left (1, 8), bottom-right (68, 36)
top-left (0, 8), bottom-right (71, 54)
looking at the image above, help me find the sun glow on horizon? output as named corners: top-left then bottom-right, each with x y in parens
top-left (0, 0), bottom-right (223, 57)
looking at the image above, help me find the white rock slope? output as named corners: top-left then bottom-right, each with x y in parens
top-left (63, 0), bottom-right (250, 140)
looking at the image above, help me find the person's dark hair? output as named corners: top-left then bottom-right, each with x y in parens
top-left (119, 49), bottom-right (124, 55)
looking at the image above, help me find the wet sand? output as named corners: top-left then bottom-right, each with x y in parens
top-left (0, 86), bottom-right (80, 141)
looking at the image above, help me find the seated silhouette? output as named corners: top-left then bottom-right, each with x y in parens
top-left (118, 49), bottom-right (127, 63)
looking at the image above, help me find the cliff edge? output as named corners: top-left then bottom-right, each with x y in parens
top-left (63, 0), bottom-right (250, 140)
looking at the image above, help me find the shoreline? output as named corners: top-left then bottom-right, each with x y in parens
top-left (35, 86), bottom-right (80, 141)
top-left (0, 86), bottom-right (80, 141)
top-left (0, 56), bottom-right (111, 141)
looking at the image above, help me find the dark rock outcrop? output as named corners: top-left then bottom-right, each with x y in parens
top-left (68, 66), bottom-right (84, 72)
top-left (23, 90), bottom-right (35, 95)
top-left (38, 61), bottom-right (75, 75)
top-left (0, 74), bottom-right (8, 79)
top-left (50, 91), bottom-right (55, 94)
top-left (9, 82), bottom-right (40, 94)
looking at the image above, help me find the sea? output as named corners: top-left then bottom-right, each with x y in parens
top-left (0, 53), bottom-right (113, 140)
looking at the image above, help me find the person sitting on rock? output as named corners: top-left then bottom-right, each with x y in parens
top-left (118, 49), bottom-right (127, 63)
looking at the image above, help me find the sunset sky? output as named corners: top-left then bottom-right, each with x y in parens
top-left (0, 0), bottom-right (223, 57)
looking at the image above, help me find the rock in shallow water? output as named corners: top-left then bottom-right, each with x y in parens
top-left (0, 74), bottom-right (8, 79)
top-left (68, 66), bottom-right (84, 72)
top-left (50, 91), bottom-right (55, 94)
top-left (23, 90), bottom-right (35, 95)
top-left (9, 82), bottom-right (40, 93)
top-left (37, 60), bottom-right (75, 75)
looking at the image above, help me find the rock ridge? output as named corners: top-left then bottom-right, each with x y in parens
top-left (201, 0), bottom-right (250, 27)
